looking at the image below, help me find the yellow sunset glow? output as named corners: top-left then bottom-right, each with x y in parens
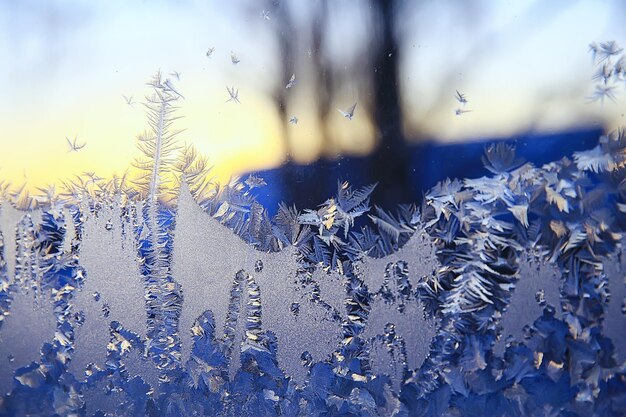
top-left (1, 0), bottom-right (625, 194)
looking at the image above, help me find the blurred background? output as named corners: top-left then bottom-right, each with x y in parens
top-left (0, 0), bottom-right (625, 211)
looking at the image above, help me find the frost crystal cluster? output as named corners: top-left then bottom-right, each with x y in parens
top-left (0, 75), bottom-right (625, 416)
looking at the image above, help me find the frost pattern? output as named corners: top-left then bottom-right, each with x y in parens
top-left (495, 251), bottom-right (562, 355)
top-left (61, 208), bottom-right (76, 254)
top-left (173, 184), bottom-right (344, 384)
top-left (356, 228), bottom-right (438, 294)
top-left (358, 231), bottom-right (439, 390)
top-left (0, 202), bottom-right (23, 281)
top-left (310, 268), bottom-right (346, 317)
top-left (0, 135), bottom-right (625, 414)
top-left (604, 241), bottom-right (626, 362)
top-left (0, 290), bottom-right (56, 394)
top-left (0, 72), bottom-right (625, 414)
top-left (70, 201), bottom-right (147, 378)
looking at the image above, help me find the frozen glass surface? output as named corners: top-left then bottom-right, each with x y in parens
top-left (495, 251), bottom-right (562, 355)
top-left (71, 203), bottom-right (147, 377)
top-left (0, 139), bottom-right (625, 415)
top-left (1, 3), bottom-right (626, 414)
top-left (604, 242), bottom-right (626, 361)
top-left (0, 290), bottom-right (56, 394)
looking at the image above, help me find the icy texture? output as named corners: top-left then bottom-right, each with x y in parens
top-left (123, 348), bottom-right (161, 393)
top-left (495, 251), bottom-right (562, 354)
top-left (0, 129), bottom-right (626, 415)
top-left (13, 213), bottom-right (40, 294)
top-left (0, 202), bottom-right (22, 281)
top-left (358, 232), bottom-right (439, 389)
top-left (71, 203), bottom-right (147, 377)
top-left (604, 241), bottom-right (626, 362)
top-left (310, 268), bottom-right (346, 320)
top-left (84, 379), bottom-right (126, 417)
top-left (0, 290), bottom-right (55, 394)
top-left (356, 228), bottom-right (438, 293)
top-left (365, 295), bottom-right (435, 391)
top-left (173, 185), bottom-right (343, 383)
top-left (61, 208), bottom-right (76, 255)
top-left (280, 271), bottom-right (345, 384)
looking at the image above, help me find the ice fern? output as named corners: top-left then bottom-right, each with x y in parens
top-left (134, 71), bottom-right (185, 372)
top-left (0, 69), bottom-right (625, 414)
top-left (574, 128), bottom-right (626, 173)
top-left (299, 181), bottom-right (375, 271)
top-left (132, 71), bottom-right (184, 204)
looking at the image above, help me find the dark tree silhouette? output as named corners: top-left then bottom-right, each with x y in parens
top-left (312, 0), bottom-right (332, 155)
top-left (368, 0), bottom-right (411, 205)
top-left (270, 0), bottom-right (296, 158)
top-left (259, 0), bottom-right (414, 207)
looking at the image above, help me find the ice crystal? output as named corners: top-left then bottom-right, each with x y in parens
top-left (481, 143), bottom-right (524, 174)
top-left (356, 228), bottom-right (438, 295)
top-left (0, 290), bottom-right (55, 394)
top-left (70, 202), bottom-right (147, 377)
top-left (311, 268), bottom-right (346, 319)
top-left (0, 202), bottom-right (23, 280)
top-left (495, 251), bottom-right (562, 355)
top-left (363, 274), bottom-right (436, 391)
top-left (588, 40), bottom-right (625, 105)
top-left (603, 241), bottom-right (626, 362)
top-left (0, 87), bottom-right (625, 414)
top-left (173, 183), bottom-right (343, 384)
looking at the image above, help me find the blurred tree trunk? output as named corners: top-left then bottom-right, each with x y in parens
top-left (370, 0), bottom-right (411, 205)
top-left (312, 0), bottom-right (332, 155)
top-left (272, 1), bottom-right (295, 158)
top-left (267, 0), bottom-right (297, 204)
